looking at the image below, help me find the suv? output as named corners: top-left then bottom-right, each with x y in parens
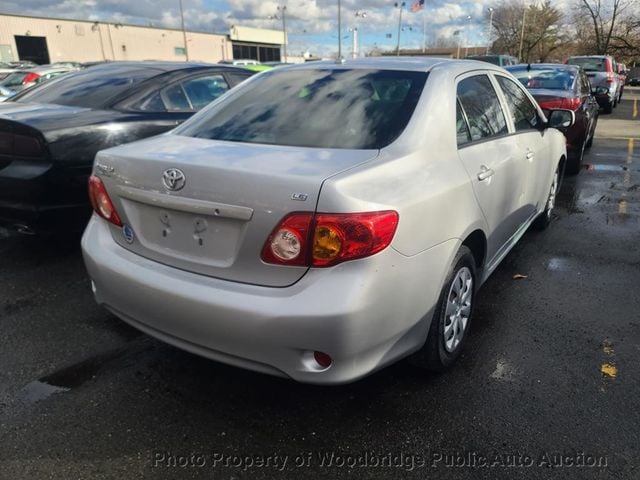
top-left (566, 55), bottom-right (621, 113)
top-left (467, 54), bottom-right (519, 67)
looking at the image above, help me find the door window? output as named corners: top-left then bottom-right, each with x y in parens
top-left (496, 76), bottom-right (540, 131)
top-left (182, 75), bottom-right (229, 110)
top-left (456, 101), bottom-right (471, 146)
top-left (457, 75), bottom-right (508, 142)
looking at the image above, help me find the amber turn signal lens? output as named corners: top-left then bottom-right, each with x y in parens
top-left (312, 225), bottom-right (343, 260)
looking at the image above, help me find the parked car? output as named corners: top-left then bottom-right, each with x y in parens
top-left (7, 60), bottom-right (38, 69)
top-left (629, 76), bottom-right (640, 86)
top-left (466, 54), bottom-right (519, 67)
top-left (566, 55), bottom-right (621, 113)
top-left (617, 63), bottom-right (627, 95)
top-left (82, 58), bottom-right (571, 384)
top-left (0, 70), bottom-right (29, 101)
top-left (0, 61), bottom-right (254, 234)
top-left (507, 63), bottom-right (599, 174)
top-left (218, 59), bottom-right (260, 66)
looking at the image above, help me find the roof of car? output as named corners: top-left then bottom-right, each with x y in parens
top-left (507, 63), bottom-right (579, 70)
top-left (82, 61), bottom-right (235, 73)
top-left (281, 57), bottom-right (506, 74)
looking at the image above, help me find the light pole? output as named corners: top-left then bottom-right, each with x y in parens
top-left (395, 2), bottom-right (405, 57)
top-left (179, 0), bottom-right (189, 61)
top-left (338, 0), bottom-right (342, 59)
top-left (454, 30), bottom-right (461, 58)
top-left (354, 11), bottom-right (366, 59)
top-left (464, 15), bottom-right (472, 58)
top-left (269, 6), bottom-right (288, 63)
top-left (486, 7), bottom-right (494, 55)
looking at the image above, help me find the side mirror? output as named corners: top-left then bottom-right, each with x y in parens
top-left (547, 109), bottom-right (575, 129)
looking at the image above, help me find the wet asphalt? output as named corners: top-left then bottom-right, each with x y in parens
top-left (0, 91), bottom-right (639, 480)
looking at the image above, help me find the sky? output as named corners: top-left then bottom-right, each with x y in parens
top-left (1, 0), bottom-right (572, 57)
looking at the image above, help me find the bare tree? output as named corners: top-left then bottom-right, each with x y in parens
top-left (576, 0), bottom-right (637, 54)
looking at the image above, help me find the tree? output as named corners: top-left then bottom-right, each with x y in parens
top-left (490, 0), bottom-right (570, 62)
top-left (575, 0), bottom-right (636, 54)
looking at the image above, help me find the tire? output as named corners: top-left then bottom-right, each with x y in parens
top-left (566, 138), bottom-right (586, 175)
top-left (585, 118), bottom-right (597, 149)
top-left (411, 246), bottom-right (476, 372)
top-left (534, 165), bottom-right (559, 230)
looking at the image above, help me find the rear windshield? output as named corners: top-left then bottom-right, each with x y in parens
top-left (175, 68), bottom-right (428, 149)
top-left (0, 72), bottom-right (28, 88)
top-left (567, 57), bottom-right (607, 72)
top-left (12, 66), bottom-right (161, 108)
top-left (509, 68), bottom-right (577, 90)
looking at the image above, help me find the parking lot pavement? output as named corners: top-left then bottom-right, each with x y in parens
top-left (0, 93), bottom-right (639, 480)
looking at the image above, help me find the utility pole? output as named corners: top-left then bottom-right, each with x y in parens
top-left (179, 0), bottom-right (189, 61)
top-left (395, 2), bottom-right (405, 56)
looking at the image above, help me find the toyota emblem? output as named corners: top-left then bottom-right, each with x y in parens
top-left (162, 168), bottom-right (186, 191)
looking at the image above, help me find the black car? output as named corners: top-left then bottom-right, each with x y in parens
top-left (507, 64), bottom-right (599, 174)
top-left (0, 61), bottom-right (254, 234)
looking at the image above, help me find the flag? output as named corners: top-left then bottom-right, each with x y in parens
top-left (410, 0), bottom-right (424, 13)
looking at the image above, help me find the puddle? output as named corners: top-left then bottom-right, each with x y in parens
top-left (15, 381), bottom-right (69, 404)
top-left (14, 346), bottom-right (134, 406)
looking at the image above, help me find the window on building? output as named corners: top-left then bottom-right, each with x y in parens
top-left (174, 47), bottom-right (186, 56)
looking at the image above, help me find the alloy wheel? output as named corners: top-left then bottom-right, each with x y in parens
top-left (443, 267), bottom-right (473, 353)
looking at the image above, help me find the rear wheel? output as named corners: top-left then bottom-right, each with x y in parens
top-left (604, 101), bottom-right (613, 114)
top-left (566, 138), bottom-right (586, 175)
top-left (534, 165), bottom-right (559, 230)
top-left (585, 117), bottom-right (597, 149)
top-left (411, 246), bottom-right (476, 371)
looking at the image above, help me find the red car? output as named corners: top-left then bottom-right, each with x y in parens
top-left (507, 64), bottom-right (599, 174)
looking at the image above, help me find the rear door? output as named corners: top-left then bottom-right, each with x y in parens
top-left (493, 74), bottom-right (549, 214)
top-left (455, 73), bottom-right (527, 263)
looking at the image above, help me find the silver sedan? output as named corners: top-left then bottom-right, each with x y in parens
top-left (82, 58), bottom-right (573, 384)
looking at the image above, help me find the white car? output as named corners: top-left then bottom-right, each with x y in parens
top-left (82, 58), bottom-right (572, 384)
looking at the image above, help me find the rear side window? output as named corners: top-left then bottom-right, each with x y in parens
top-left (13, 67), bottom-right (160, 108)
top-left (496, 76), bottom-right (539, 131)
top-left (175, 69), bottom-right (428, 149)
top-left (567, 57), bottom-right (607, 72)
top-left (140, 75), bottom-right (231, 112)
top-left (456, 101), bottom-right (471, 146)
top-left (457, 75), bottom-right (508, 142)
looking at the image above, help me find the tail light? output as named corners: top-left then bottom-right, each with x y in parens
top-left (88, 175), bottom-right (122, 227)
top-left (261, 211), bottom-right (399, 268)
top-left (22, 72), bottom-right (40, 85)
top-left (538, 97), bottom-right (581, 111)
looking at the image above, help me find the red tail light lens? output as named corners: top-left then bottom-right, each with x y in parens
top-left (261, 211), bottom-right (399, 268)
top-left (88, 175), bottom-right (122, 227)
top-left (22, 72), bottom-right (40, 84)
top-left (538, 97), bottom-right (581, 112)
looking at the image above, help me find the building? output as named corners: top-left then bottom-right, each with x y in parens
top-left (0, 13), bottom-right (286, 64)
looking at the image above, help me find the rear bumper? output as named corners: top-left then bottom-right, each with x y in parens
top-left (82, 216), bottom-right (458, 384)
top-left (0, 158), bottom-right (91, 233)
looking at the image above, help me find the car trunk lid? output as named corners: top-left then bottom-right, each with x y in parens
top-left (97, 134), bottom-right (379, 287)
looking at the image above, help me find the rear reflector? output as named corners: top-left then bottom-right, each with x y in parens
top-left (88, 175), bottom-right (122, 227)
top-left (261, 210), bottom-right (399, 268)
top-left (538, 97), bottom-right (581, 112)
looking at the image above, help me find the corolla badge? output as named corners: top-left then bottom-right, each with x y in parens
top-left (162, 168), bottom-right (186, 191)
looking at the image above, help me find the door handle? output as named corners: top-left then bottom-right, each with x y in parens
top-left (477, 165), bottom-right (495, 181)
top-left (526, 149), bottom-right (535, 160)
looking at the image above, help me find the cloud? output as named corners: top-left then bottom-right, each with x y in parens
top-left (1, 0), bottom-right (575, 56)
